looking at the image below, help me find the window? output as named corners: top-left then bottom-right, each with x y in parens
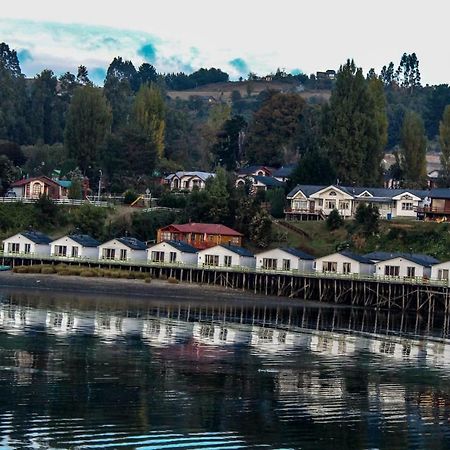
top-left (54, 245), bottom-right (67, 257)
top-left (385, 265), bottom-right (400, 277)
top-left (402, 202), bottom-right (414, 211)
top-left (169, 252), bottom-right (177, 263)
top-left (343, 262), bottom-right (351, 274)
top-left (325, 200), bottom-right (336, 210)
top-left (151, 251), bottom-right (164, 262)
top-left (32, 183), bottom-right (42, 198)
top-left (438, 269), bottom-right (449, 280)
top-left (24, 244), bottom-right (31, 254)
top-left (293, 200), bottom-right (308, 210)
top-left (224, 255), bottom-right (232, 267)
top-left (318, 199), bottom-right (324, 206)
top-left (323, 261), bottom-right (337, 272)
top-left (161, 231), bottom-right (171, 241)
top-left (103, 248), bottom-right (115, 259)
top-left (282, 259), bottom-right (291, 271)
top-left (231, 237), bottom-right (240, 245)
top-left (119, 249), bottom-right (127, 261)
top-left (339, 201), bottom-right (350, 210)
top-left (71, 246), bottom-right (79, 258)
top-left (262, 258), bottom-right (277, 270)
top-left (205, 254), bottom-right (219, 266)
top-left (8, 242), bottom-right (20, 253)
top-left (329, 191), bottom-right (337, 196)
top-left (406, 266), bottom-right (416, 278)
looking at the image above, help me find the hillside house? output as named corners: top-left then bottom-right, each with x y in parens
top-left (419, 189), bottom-right (450, 221)
top-left (286, 184), bottom-right (429, 221)
top-left (10, 176), bottom-right (71, 200)
top-left (165, 171), bottom-right (215, 191)
top-left (235, 175), bottom-right (284, 193)
top-left (3, 230), bottom-right (52, 256)
top-left (50, 234), bottom-right (99, 259)
top-left (157, 223), bottom-right (243, 250)
top-left (147, 240), bottom-right (198, 265)
top-left (98, 237), bottom-right (147, 262)
top-left (313, 251), bottom-right (374, 275)
top-left (197, 244), bottom-right (255, 269)
top-left (272, 164), bottom-right (296, 182)
top-left (255, 248), bottom-right (314, 272)
top-left (237, 165), bottom-right (273, 177)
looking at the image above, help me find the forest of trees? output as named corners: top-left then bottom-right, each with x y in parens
top-left (1, 41), bottom-right (450, 196)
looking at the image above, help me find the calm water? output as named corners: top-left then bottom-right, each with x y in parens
top-left (0, 290), bottom-right (450, 449)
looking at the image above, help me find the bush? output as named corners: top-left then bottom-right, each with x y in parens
top-left (13, 266), bottom-right (28, 273)
top-left (41, 267), bottom-right (56, 274)
top-left (167, 277), bottom-right (179, 284)
top-left (123, 189), bottom-right (138, 205)
top-left (326, 209), bottom-right (344, 230)
top-left (80, 270), bottom-right (97, 277)
top-left (144, 277), bottom-right (152, 283)
top-left (27, 265), bottom-right (43, 274)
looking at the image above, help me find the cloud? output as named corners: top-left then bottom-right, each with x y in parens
top-left (229, 58), bottom-right (249, 75)
top-left (137, 43), bottom-right (157, 63)
top-left (17, 49), bottom-right (33, 63)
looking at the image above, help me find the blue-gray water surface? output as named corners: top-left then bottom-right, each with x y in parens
top-left (0, 289), bottom-right (450, 450)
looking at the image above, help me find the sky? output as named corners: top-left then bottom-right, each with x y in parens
top-left (1, 0), bottom-right (448, 85)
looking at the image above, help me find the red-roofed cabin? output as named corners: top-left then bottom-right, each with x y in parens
top-left (157, 223), bottom-right (243, 250)
top-left (10, 176), bottom-right (70, 200)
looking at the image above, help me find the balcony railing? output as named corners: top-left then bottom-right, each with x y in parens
top-left (417, 206), bottom-right (450, 214)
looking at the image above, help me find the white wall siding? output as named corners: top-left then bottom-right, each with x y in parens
top-left (50, 236), bottom-right (97, 259)
top-left (2, 234), bottom-right (50, 256)
top-left (197, 246), bottom-right (255, 269)
top-left (431, 262), bottom-right (450, 284)
top-left (313, 253), bottom-right (374, 275)
top-left (255, 248), bottom-right (314, 272)
top-left (375, 257), bottom-right (429, 278)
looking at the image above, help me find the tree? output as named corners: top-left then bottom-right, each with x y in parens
top-left (354, 203), bottom-right (380, 235)
top-left (326, 209), bottom-right (344, 230)
top-left (326, 60), bottom-right (382, 185)
top-left (137, 63), bottom-right (158, 87)
top-left (64, 86), bottom-right (112, 175)
top-left (380, 62), bottom-right (395, 86)
top-left (76, 65), bottom-right (90, 86)
top-left (0, 140), bottom-right (25, 166)
top-left (395, 53), bottom-right (421, 91)
top-left (0, 155), bottom-right (18, 194)
top-left (439, 105), bottom-right (450, 186)
top-left (133, 84), bottom-right (166, 159)
top-left (246, 92), bottom-right (305, 166)
top-left (213, 115), bottom-right (246, 170)
top-left (399, 111), bottom-right (427, 187)
top-left (205, 167), bottom-right (230, 223)
top-left (71, 204), bottom-right (107, 239)
top-left (249, 209), bottom-right (272, 248)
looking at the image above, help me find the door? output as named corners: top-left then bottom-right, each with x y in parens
top-left (309, 201), bottom-right (315, 212)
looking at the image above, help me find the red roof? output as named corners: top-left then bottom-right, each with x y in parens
top-left (161, 223), bottom-right (243, 237)
top-left (11, 176), bottom-right (60, 187)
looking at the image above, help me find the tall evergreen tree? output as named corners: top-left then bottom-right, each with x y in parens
top-left (439, 105), bottom-right (450, 186)
top-left (399, 111), bottom-right (427, 187)
top-left (213, 115), bottom-right (246, 170)
top-left (64, 86), bottom-right (112, 175)
top-left (133, 84), bottom-right (166, 159)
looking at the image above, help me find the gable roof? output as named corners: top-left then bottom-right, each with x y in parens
top-left (364, 251), bottom-right (439, 267)
top-left (164, 240), bottom-right (198, 253)
top-left (218, 244), bottom-right (254, 257)
top-left (116, 237), bottom-right (147, 250)
top-left (272, 164), bottom-right (296, 178)
top-left (287, 185), bottom-right (325, 199)
top-left (11, 176), bottom-right (60, 188)
top-left (237, 165), bottom-right (273, 176)
top-left (280, 247), bottom-right (315, 260)
top-left (429, 188), bottom-right (450, 199)
top-left (338, 251), bottom-right (374, 264)
top-left (56, 179), bottom-right (72, 189)
top-left (165, 171), bottom-right (215, 182)
top-left (20, 230), bottom-right (52, 245)
top-left (253, 176), bottom-right (285, 187)
top-left (68, 234), bottom-right (100, 247)
top-left (161, 223), bottom-right (243, 237)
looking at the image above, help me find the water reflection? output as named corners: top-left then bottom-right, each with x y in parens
top-left (0, 291), bottom-right (450, 449)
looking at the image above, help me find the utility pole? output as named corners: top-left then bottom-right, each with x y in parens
top-left (97, 170), bottom-right (102, 203)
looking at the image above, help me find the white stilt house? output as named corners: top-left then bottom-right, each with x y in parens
top-left (2, 230), bottom-right (52, 256)
top-left (98, 237), bottom-right (147, 262)
top-left (431, 261), bottom-right (450, 284)
top-left (197, 244), bottom-right (255, 269)
top-left (147, 240), bottom-right (198, 265)
top-left (50, 234), bottom-right (99, 259)
top-left (313, 251), bottom-right (374, 275)
top-left (255, 247), bottom-right (314, 272)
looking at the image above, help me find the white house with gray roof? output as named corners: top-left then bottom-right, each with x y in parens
top-left (98, 237), bottom-right (147, 262)
top-left (313, 251), bottom-right (374, 275)
top-left (431, 261), bottom-right (450, 284)
top-left (235, 175), bottom-right (284, 193)
top-left (3, 230), bottom-right (52, 256)
top-left (286, 184), bottom-right (430, 221)
top-left (147, 240), bottom-right (198, 265)
top-left (373, 255), bottom-right (434, 279)
top-left (165, 171), bottom-right (215, 191)
top-left (197, 244), bottom-right (255, 269)
top-left (255, 248), bottom-right (314, 272)
top-left (50, 234), bottom-right (99, 259)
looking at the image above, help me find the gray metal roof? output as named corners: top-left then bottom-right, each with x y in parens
top-left (117, 237), bottom-right (147, 250)
top-left (253, 176), bottom-right (285, 187)
top-left (21, 230), bottom-right (52, 245)
top-left (363, 251), bottom-right (439, 267)
top-left (429, 188), bottom-right (450, 199)
top-left (165, 171), bottom-right (215, 182)
top-left (219, 244), bottom-right (254, 257)
top-left (281, 247), bottom-right (315, 260)
top-left (272, 164), bottom-right (296, 178)
top-left (164, 240), bottom-right (198, 254)
top-left (339, 251), bottom-right (374, 264)
top-left (68, 234), bottom-right (100, 247)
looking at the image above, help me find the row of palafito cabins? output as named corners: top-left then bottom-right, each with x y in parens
top-left (3, 225), bottom-right (450, 285)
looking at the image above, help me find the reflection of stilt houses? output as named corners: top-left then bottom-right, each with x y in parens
top-left (46, 312), bottom-right (78, 334)
top-left (250, 326), bottom-right (299, 354)
top-left (142, 318), bottom-right (193, 347)
top-left (94, 314), bottom-right (142, 340)
top-left (0, 305), bottom-right (36, 334)
top-left (355, 334), bottom-right (422, 361)
top-left (192, 322), bottom-right (251, 346)
top-left (309, 331), bottom-right (356, 356)
top-left (424, 341), bottom-right (450, 367)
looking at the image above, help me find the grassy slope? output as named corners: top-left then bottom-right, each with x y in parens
top-left (271, 219), bottom-right (450, 261)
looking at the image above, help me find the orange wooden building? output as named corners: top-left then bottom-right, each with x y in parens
top-left (157, 223), bottom-right (243, 250)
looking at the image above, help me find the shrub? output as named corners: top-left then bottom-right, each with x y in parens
top-left (27, 266), bottom-right (43, 274)
top-left (326, 209), bottom-right (344, 230)
top-left (167, 277), bottom-right (179, 284)
top-left (123, 189), bottom-right (138, 205)
top-left (57, 269), bottom-right (71, 276)
top-left (41, 267), bottom-right (56, 274)
top-left (80, 270), bottom-right (97, 277)
top-left (13, 266), bottom-right (28, 273)
top-left (144, 277), bottom-right (152, 283)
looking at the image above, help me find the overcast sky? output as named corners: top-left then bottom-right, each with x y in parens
top-left (1, 0), bottom-right (448, 85)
